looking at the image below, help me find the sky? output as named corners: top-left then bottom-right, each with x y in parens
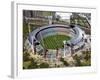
top-left (56, 12), bottom-right (72, 20)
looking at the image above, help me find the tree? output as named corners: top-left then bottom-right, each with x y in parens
top-left (23, 50), bottom-right (30, 61)
top-left (56, 15), bottom-right (61, 21)
top-left (60, 57), bottom-right (69, 66)
top-left (28, 58), bottom-right (38, 69)
top-left (39, 62), bottom-right (49, 68)
top-left (73, 54), bottom-right (82, 66)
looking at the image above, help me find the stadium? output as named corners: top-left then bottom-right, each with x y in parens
top-left (25, 24), bottom-right (86, 60)
top-left (23, 11), bottom-right (91, 68)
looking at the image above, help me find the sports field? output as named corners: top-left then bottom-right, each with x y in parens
top-left (40, 35), bottom-right (71, 49)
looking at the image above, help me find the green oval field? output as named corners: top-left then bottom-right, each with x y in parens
top-left (40, 35), bottom-right (71, 49)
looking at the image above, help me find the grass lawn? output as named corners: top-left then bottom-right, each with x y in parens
top-left (40, 35), bottom-right (71, 49)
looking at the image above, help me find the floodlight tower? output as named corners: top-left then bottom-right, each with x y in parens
top-left (28, 23), bottom-right (31, 33)
top-left (63, 40), bottom-right (66, 58)
top-left (33, 39), bottom-right (40, 55)
top-left (48, 16), bottom-right (52, 25)
top-left (75, 19), bottom-right (78, 25)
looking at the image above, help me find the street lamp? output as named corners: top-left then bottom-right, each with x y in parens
top-left (63, 40), bottom-right (66, 58)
